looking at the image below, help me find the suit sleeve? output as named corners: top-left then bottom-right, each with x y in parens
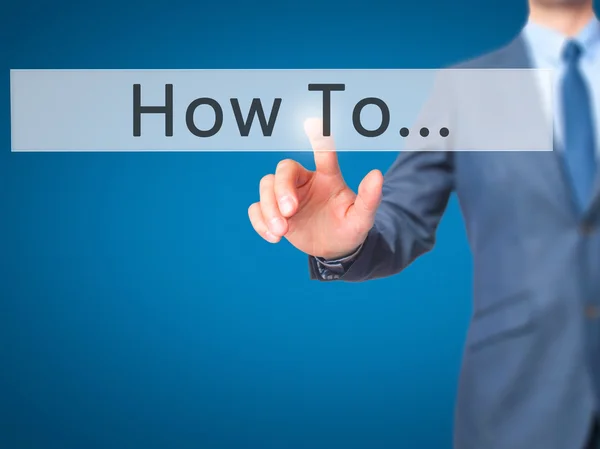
top-left (310, 150), bottom-right (455, 282)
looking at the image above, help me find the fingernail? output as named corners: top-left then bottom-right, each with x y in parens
top-left (279, 196), bottom-right (295, 216)
top-left (265, 231), bottom-right (279, 242)
top-left (269, 217), bottom-right (286, 235)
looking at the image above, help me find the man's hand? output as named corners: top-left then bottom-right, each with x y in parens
top-left (248, 118), bottom-right (384, 260)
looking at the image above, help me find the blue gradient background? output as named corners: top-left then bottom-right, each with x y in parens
top-left (1, 1), bottom-right (532, 448)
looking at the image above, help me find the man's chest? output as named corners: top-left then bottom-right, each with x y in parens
top-left (453, 152), bottom-right (596, 227)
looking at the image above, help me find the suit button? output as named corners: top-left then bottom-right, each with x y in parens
top-left (585, 305), bottom-right (600, 319)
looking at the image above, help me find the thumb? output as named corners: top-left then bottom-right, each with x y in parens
top-left (348, 169), bottom-right (383, 230)
top-left (304, 118), bottom-right (341, 176)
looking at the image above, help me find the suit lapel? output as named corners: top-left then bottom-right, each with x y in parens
top-left (498, 36), bottom-right (587, 217)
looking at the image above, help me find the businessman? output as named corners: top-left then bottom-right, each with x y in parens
top-left (248, 0), bottom-right (600, 448)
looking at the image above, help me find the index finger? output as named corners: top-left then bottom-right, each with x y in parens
top-left (304, 118), bottom-right (340, 176)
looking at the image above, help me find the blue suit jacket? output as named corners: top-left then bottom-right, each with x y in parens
top-left (309, 35), bottom-right (600, 449)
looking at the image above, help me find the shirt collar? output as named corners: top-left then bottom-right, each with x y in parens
top-left (523, 16), bottom-right (600, 65)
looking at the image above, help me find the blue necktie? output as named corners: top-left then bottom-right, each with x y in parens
top-left (561, 40), bottom-right (597, 212)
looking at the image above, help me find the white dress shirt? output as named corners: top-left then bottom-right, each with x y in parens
top-left (523, 16), bottom-right (600, 156)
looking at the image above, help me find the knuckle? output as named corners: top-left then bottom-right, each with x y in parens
top-left (259, 174), bottom-right (274, 190)
top-left (276, 159), bottom-right (295, 172)
top-left (248, 203), bottom-right (260, 221)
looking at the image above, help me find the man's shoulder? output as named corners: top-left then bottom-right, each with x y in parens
top-left (450, 36), bottom-right (529, 69)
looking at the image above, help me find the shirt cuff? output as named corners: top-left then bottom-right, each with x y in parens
top-left (313, 244), bottom-right (363, 279)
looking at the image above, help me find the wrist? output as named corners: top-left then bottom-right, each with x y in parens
top-left (319, 243), bottom-right (364, 262)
